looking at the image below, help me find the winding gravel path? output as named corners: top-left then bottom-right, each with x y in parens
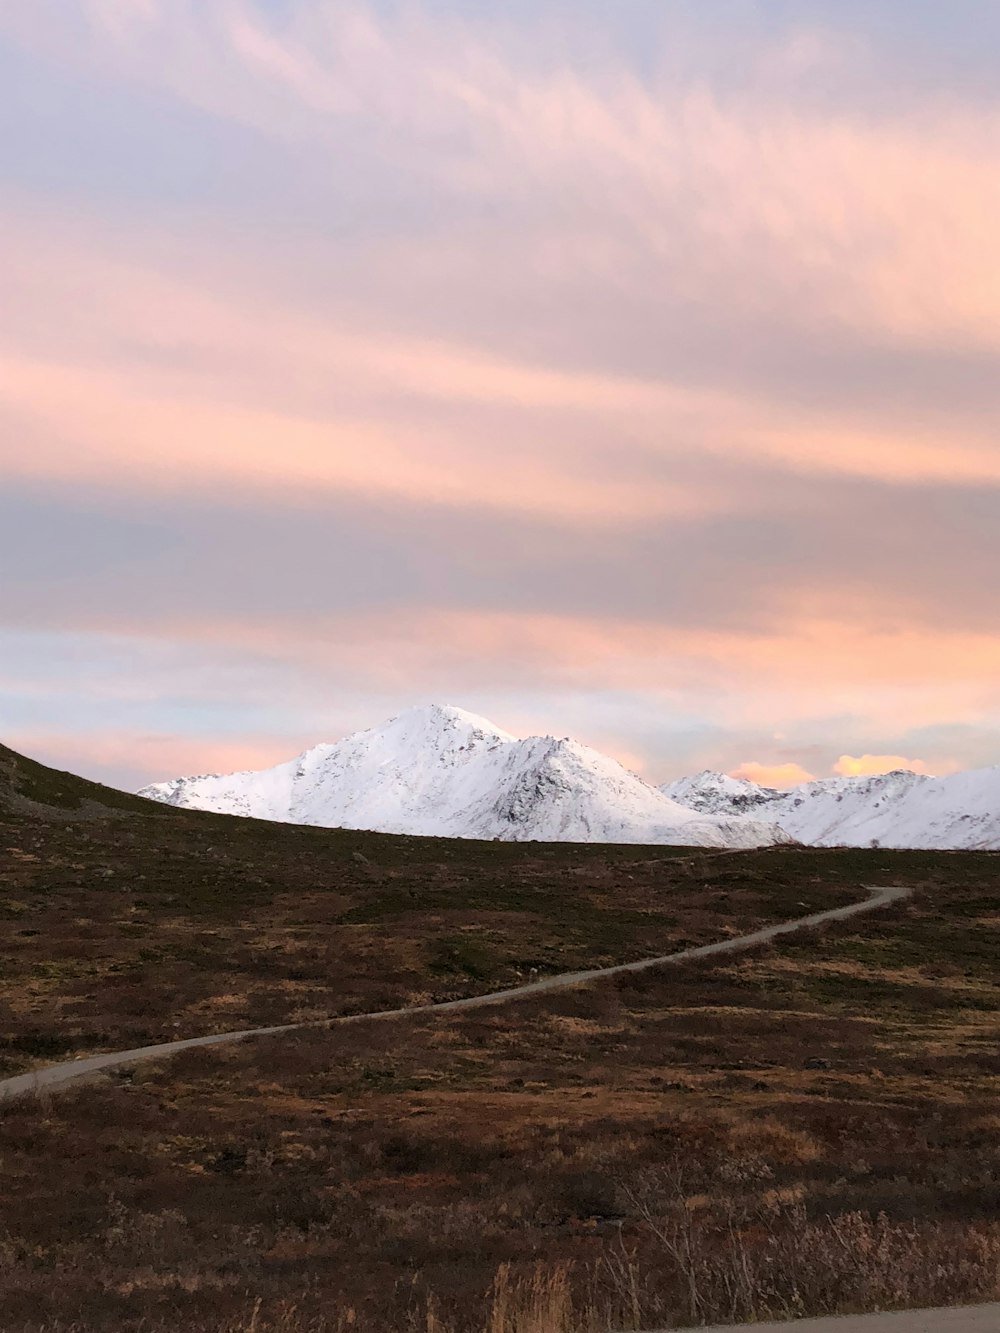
top-left (0, 884), bottom-right (910, 1103)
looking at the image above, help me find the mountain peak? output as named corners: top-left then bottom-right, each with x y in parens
top-left (387, 703), bottom-right (514, 738)
top-left (660, 769), bottom-right (780, 815)
top-left (140, 706), bottom-right (783, 849)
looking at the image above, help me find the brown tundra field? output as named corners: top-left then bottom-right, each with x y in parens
top-left (1, 741), bottom-right (998, 1331)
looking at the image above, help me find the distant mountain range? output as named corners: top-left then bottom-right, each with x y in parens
top-left (139, 705), bottom-right (786, 850)
top-left (139, 704), bottom-right (1000, 851)
top-left (661, 767), bottom-right (1000, 850)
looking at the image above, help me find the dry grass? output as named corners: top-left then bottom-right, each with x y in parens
top-left (1, 801), bottom-right (870, 1077)
top-left (2, 743), bottom-right (999, 1329)
top-left (1, 852), bottom-right (998, 1330)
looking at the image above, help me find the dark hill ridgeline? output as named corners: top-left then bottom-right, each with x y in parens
top-left (0, 740), bottom-right (160, 819)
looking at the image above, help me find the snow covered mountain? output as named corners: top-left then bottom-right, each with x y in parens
top-left (139, 705), bottom-right (787, 849)
top-left (659, 770), bottom-right (776, 817)
top-left (662, 767), bottom-right (1000, 850)
top-left (140, 704), bottom-right (1000, 850)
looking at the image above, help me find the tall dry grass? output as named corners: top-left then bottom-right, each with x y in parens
top-left (127, 1267), bottom-right (587, 1333)
top-left (603, 1161), bottom-right (1000, 1329)
top-left (17, 1208), bottom-right (1000, 1333)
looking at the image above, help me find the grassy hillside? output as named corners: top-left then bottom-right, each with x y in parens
top-left (0, 740), bottom-right (160, 817)
top-left (1, 741), bottom-right (999, 1331)
top-left (0, 740), bottom-right (848, 1077)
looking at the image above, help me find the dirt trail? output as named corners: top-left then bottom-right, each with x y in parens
top-left (0, 884), bottom-right (910, 1102)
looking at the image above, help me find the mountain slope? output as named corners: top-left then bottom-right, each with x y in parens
top-left (662, 767), bottom-right (1000, 850)
top-left (141, 705), bottom-right (787, 848)
top-left (0, 741), bottom-right (158, 819)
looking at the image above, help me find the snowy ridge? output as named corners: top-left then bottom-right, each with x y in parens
top-left (662, 767), bottom-right (1000, 850)
top-left (140, 705), bottom-right (786, 849)
top-left (141, 705), bottom-right (1000, 850)
top-left (659, 770), bottom-right (778, 816)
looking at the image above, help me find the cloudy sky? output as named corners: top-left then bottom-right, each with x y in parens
top-left (3, 0), bottom-right (1000, 790)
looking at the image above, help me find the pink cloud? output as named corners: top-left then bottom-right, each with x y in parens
top-left (730, 761), bottom-right (816, 789)
top-left (1, 7), bottom-right (1000, 516)
top-left (4, 165), bottom-right (1000, 544)
top-left (0, 348), bottom-right (709, 523)
top-left (23, 608), bottom-right (1000, 745)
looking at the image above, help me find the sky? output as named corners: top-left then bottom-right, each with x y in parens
top-left (3, 0), bottom-right (1000, 791)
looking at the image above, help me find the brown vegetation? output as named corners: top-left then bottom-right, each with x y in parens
top-left (1, 825), bottom-right (998, 1331)
top-left (0, 754), bottom-right (874, 1077)
top-left (2, 742), bottom-right (999, 1329)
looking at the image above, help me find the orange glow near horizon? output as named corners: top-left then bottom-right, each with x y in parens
top-left (833, 754), bottom-right (935, 778)
top-left (730, 762), bottom-right (817, 789)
